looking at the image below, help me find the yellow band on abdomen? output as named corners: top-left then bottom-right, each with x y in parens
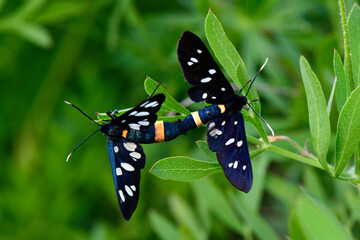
top-left (218, 104), bottom-right (226, 113)
top-left (191, 111), bottom-right (203, 127)
top-left (155, 121), bottom-right (165, 142)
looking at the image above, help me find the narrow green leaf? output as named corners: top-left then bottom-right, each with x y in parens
top-left (148, 210), bottom-right (180, 240)
top-left (144, 77), bottom-right (191, 116)
top-left (205, 10), bottom-right (242, 86)
top-left (229, 192), bottom-right (280, 240)
top-left (13, 23), bottom-right (53, 48)
top-left (335, 86), bottom-right (360, 175)
top-left (334, 49), bottom-right (350, 112)
top-left (149, 157), bottom-right (222, 181)
top-left (195, 140), bottom-right (217, 162)
top-left (292, 190), bottom-right (353, 240)
top-left (34, 1), bottom-right (85, 24)
top-left (348, 3), bottom-right (360, 87)
top-left (289, 210), bottom-right (307, 240)
top-left (300, 56), bottom-right (330, 171)
top-left (169, 195), bottom-right (207, 240)
top-left (192, 179), bottom-right (243, 235)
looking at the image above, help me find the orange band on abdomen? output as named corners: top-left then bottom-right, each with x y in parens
top-left (122, 129), bottom-right (128, 138)
top-left (155, 121), bottom-right (165, 142)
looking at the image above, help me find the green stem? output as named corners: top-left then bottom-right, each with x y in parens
top-left (267, 145), bottom-right (323, 169)
top-left (339, 0), bottom-right (354, 90)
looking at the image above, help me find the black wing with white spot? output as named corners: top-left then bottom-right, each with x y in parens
top-left (177, 31), bottom-right (234, 104)
top-left (114, 94), bottom-right (165, 131)
top-left (107, 138), bottom-right (146, 220)
top-left (207, 112), bottom-right (252, 192)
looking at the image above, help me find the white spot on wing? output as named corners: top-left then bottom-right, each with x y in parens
top-left (116, 167), bottom-right (122, 176)
top-left (201, 77), bottom-right (212, 83)
top-left (237, 140), bottom-right (243, 147)
top-left (124, 142), bottom-right (137, 152)
top-left (129, 111), bottom-right (137, 116)
top-left (121, 162), bottom-right (135, 171)
top-left (130, 185), bottom-right (136, 191)
top-left (211, 96), bottom-right (216, 99)
top-left (135, 111), bottom-right (149, 117)
top-left (190, 57), bottom-right (198, 63)
top-left (225, 138), bottom-right (235, 146)
top-left (209, 69), bottom-right (216, 74)
top-left (138, 120), bottom-right (149, 126)
top-left (130, 152), bottom-right (141, 159)
top-left (221, 87), bottom-right (226, 91)
top-left (243, 165), bottom-right (246, 170)
top-left (145, 101), bottom-right (159, 108)
top-left (119, 190), bottom-right (125, 202)
top-left (197, 49), bottom-right (202, 54)
top-left (233, 161), bottom-right (238, 169)
top-left (216, 130), bottom-right (222, 135)
top-left (208, 122), bottom-right (215, 129)
top-left (202, 93), bottom-right (208, 99)
top-left (221, 121), bottom-right (226, 126)
top-left (228, 162), bottom-right (233, 168)
top-left (125, 185), bottom-right (133, 197)
top-left (234, 121), bottom-right (238, 125)
top-left (129, 123), bottom-right (140, 130)
top-left (114, 146), bottom-right (119, 153)
top-left (188, 61), bottom-right (193, 66)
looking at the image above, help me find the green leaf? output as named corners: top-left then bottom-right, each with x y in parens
top-left (12, 22), bottom-right (53, 48)
top-left (168, 195), bottom-right (206, 240)
top-left (289, 210), bottom-right (307, 240)
top-left (348, 3), bottom-right (360, 87)
top-left (334, 49), bottom-right (350, 112)
top-left (195, 140), bottom-right (217, 162)
top-left (292, 190), bottom-right (353, 240)
top-left (229, 192), bottom-right (280, 240)
top-left (144, 77), bottom-right (191, 116)
top-left (205, 10), bottom-right (242, 86)
top-left (149, 157), bottom-right (222, 181)
top-left (34, 1), bottom-right (85, 24)
top-left (335, 86), bottom-right (360, 175)
top-left (192, 179), bottom-right (243, 235)
top-left (300, 56), bottom-right (330, 172)
top-left (148, 210), bottom-right (180, 240)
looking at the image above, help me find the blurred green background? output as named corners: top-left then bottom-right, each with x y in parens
top-left (1, 0), bottom-right (359, 239)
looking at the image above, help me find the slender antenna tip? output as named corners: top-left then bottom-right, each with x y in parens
top-left (66, 153), bottom-right (72, 162)
top-left (259, 58), bottom-right (269, 72)
top-left (64, 101), bottom-right (72, 105)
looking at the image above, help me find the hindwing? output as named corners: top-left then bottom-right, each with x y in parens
top-left (207, 112), bottom-right (252, 192)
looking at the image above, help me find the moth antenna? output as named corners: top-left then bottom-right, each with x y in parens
top-left (248, 104), bottom-right (274, 136)
top-left (238, 79), bottom-right (252, 95)
top-left (245, 57), bottom-right (268, 97)
top-left (149, 83), bottom-right (161, 97)
top-left (66, 129), bottom-right (100, 162)
top-left (65, 101), bottom-right (101, 126)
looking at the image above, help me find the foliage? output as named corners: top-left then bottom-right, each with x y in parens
top-left (1, 0), bottom-right (360, 239)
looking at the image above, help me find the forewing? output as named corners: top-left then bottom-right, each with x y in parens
top-left (107, 138), bottom-right (146, 220)
top-left (115, 94), bottom-right (165, 131)
top-left (211, 112), bottom-right (252, 192)
top-left (177, 31), bottom-right (234, 104)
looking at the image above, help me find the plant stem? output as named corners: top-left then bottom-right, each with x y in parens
top-left (338, 0), bottom-right (354, 90)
